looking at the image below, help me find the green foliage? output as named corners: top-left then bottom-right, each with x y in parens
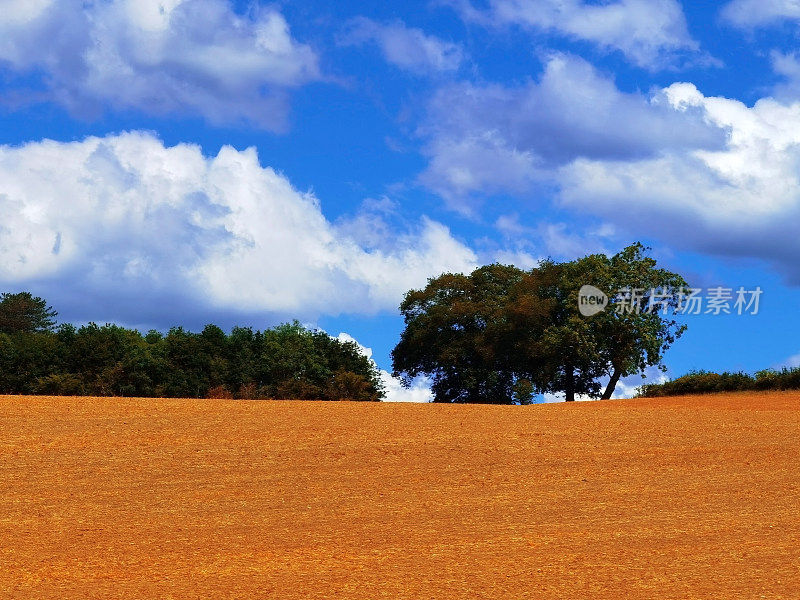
top-left (755, 368), bottom-right (800, 390)
top-left (392, 264), bottom-right (530, 404)
top-left (539, 243), bottom-right (688, 401)
top-left (33, 373), bottom-right (86, 396)
top-left (326, 370), bottom-right (377, 402)
top-left (392, 243), bottom-right (688, 403)
top-left (0, 296), bottom-right (384, 401)
top-left (638, 368), bottom-right (800, 397)
top-left (0, 331), bottom-right (63, 393)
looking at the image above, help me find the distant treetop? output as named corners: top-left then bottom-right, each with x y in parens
top-left (0, 292), bottom-right (58, 334)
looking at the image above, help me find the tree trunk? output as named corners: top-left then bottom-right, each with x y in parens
top-left (564, 363), bottom-right (575, 402)
top-left (602, 367), bottom-right (621, 400)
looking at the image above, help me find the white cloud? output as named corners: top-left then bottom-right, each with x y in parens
top-left (419, 53), bottom-right (725, 204)
top-left (413, 47), bottom-right (800, 284)
top-left (0, 0), bottom-right (319, 129)
top-left (341, 17), bottom-right (464, 74)
top-left (557, 82), bottom-right (800, 282)
top-left (336, 332), bottom-right (434, 402)
top-left (453, 0), bottom-right (699, 69)
top-left (612, 368), bottom-right (669, 399)
top-left (416, 52), bottom-right (800, 282)
top-left (722, 0), bottom-right (800, 28)
top-left (1, 0), bottom-right (54, 25)
top-left (491, 249), bottom-right (540, 270)
top-left (0, 131), bottom-right (478, 323)
top-left (335, 332), bottom-right (373, 358)
top-left (419, 129), bottom-right (542, 206)
top-left (380, 372), bottom-right (434, 402)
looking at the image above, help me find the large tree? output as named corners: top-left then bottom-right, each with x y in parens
top-left (583, 243), bottom-right (687, 399)
top-left (531, 244), bottom-right (687, 401)
top-left (392, 244), bottom-right (688, 403)
top-left (392, 264), bottom-right (540, 403)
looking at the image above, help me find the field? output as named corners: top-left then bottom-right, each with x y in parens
top-left (1, 393), bottom-right (799, 599)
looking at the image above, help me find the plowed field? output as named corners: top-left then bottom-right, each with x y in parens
top-left (1, 393), bottom-right (799, 599)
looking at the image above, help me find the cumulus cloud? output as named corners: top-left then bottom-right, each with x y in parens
top-left (380, 373), bottom-right (435, 403)
top-left (0, 0), bottom-right (320, 129)
top-left (453, 0), bottom-right (699, 69)
top-left (557, 82), bottom-right (800, 283)
top-left (417, 51), bottom-right (800, 284)
top-left (419, 53), bottom-right (725, 203)
top-left (491, 249), bottom-right (540, 270)
top-left (0, 131), bottom-right (478, 325)
top-left (336, 333), bottom-right (433, 402)
top-left (340, 17), bottom-right (464, 74)
top-left (721, 0), bottom-right (800, 28)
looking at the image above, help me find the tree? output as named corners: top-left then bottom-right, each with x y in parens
top-left (0, 292), bottom-right (58, 334)
top-left (527, 245), bottom-right (687, 401)
top-left (392, 244), bottom-right (688, 403)
top-left (392, 265), bottom-right (535, 404)
top-left (499, 259), bottom-right (606, 403)
top-left (260, 321), bottom-right (384, 401)
top-left (583, 243), bottom-right (687, 399)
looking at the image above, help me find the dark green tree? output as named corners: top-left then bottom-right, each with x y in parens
top-left (579, 243), bottom-right (688, 399)
top-left (531, 244), bottom-right (687, 400)
top-left (392, 265), bottom-right (533, 404)
top-left (0, 292), bottom-right (58, 334)
top-left (507, 259), bottom-right (606, 402)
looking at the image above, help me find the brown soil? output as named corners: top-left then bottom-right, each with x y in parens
top-left (1, 392), bottom-right (799, 599)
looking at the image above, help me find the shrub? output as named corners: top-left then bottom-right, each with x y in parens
top-left (637, 367), bottom-right (800, 397)
top-left (275, 379), bottom-right (323, 400)
top-left (236, 382), bottom-right (260, 400)
top-left (325, 370), bottom-right (380, 401)
top-left (207, 385), bottom-right (233, 399)
top-left (33, 373), bottom-right (86, 396)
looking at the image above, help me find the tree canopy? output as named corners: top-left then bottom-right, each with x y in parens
top-left (0, 292), bottom-right (58, 334)
top-left (392, 243), bottom-right (687, 403)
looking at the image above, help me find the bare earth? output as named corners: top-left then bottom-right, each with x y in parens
top-left (1, 393), bottom-right (799, 599)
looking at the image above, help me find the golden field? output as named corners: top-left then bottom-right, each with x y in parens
top-left (1, 392), bottom-right (799, 599)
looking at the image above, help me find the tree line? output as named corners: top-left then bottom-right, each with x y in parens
top-left (0, 292), bottom-right (384, 400)
top-left (1, 243), bottom-right (698, 404)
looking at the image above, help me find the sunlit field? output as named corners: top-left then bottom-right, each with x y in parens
top-left (2, 393), bottom-right (799, 599)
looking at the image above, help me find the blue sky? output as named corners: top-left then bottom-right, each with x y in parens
top-left (2, 0), bottom-right (800, 400)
